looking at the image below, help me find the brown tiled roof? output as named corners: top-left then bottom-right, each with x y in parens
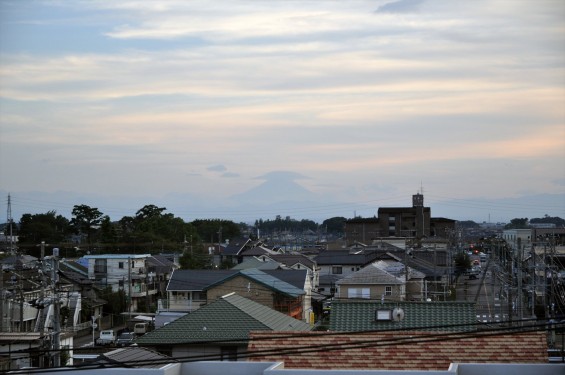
top-left (247, 330), bottom-right (547, 370)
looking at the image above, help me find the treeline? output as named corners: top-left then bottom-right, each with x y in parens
top-left (2, 204), bottom-right (562, 260)
top-left (1, 204), bottom-right (347, 260)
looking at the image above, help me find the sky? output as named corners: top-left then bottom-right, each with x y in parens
top-left (1, 0), bottom-right (564, 224)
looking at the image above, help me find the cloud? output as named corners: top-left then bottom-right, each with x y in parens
top-left (376, 0), bottom-right (425, 14)
top-left (207, 164), bottom-right (227, 172)
top-left (222, 172), bottom-right (239, 178)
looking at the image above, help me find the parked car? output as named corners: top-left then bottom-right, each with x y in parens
top-left (95, 330), bottom-right (116, 346)
top-left (116, 332), bottom-right (136, 346)
top-left (465, 268), bottom-right (480, 280)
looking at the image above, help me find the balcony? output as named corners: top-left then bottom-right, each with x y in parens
top-left (130, 284), bottom-right (158, 298)
top-left (160, 297), bottom-right (207, 312)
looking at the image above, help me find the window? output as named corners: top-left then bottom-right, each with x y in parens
top-left (348, 288), bottom-right (370, 299)
top-left (118, 262), bottom-right (124, 269)
top-left (332, 266), bottom-right (342, 274)
top-left (385, 286), bottom-right (392, 296)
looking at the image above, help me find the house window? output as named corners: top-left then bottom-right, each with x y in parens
top-left (220, 346), bottom-right (237, 361)
top-left (385, 286), bottom-right (392, 296)
top-left (332, 266), bottom-right (342, 274)
top-left (118, 262), bottom-right (124, 269)
top-left (94, 259), bottom-right (107, 274)
top-left (348, 288), bottom-right (370, 299)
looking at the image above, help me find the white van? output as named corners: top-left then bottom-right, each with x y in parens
top-left (96, 330), bottom-right (116, 345)
top-left (134, 322), bottom-right (149, 335)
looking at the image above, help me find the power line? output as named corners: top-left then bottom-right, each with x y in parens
top-left (7, 319), bottom-right (559, 374)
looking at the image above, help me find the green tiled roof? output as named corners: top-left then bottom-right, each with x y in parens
top-left (136, 293), bottom-right (310, 345)
top-left (329, 300), bottom-right (477, 332)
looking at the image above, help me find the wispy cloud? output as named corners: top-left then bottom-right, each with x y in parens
top-left (0, 0), bottom-right (563, 220)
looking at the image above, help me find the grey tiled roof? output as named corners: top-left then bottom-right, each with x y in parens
top-left (329, 300), bottom-right (477, 332)
top-left (231, 257), bottom-right (281, 270)
top-left (167, 268), bottom-right (306, 297)
top-left (269, 254), bottom-right (315, 269)
top-left (167, 269), bottom-right (237, 291)
top-left (314, 250), bottom-right (381, 266)
top-left (214, 269), bottom-right (305, 297)
top-left (263, 269), bottom-right (307, 290)
top-left (101, 347), bottom-right (175, 368)
top-left (135, 293), bottom-right (310, 345)
top-left (336, 263), bottom-right (404, 285)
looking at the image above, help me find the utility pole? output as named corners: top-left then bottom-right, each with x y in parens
top-left (128, 257), bottom-right (132, 317)
top-left (7, 194), bottom-right (14, 255)
top-left (51, 248), bottom-right (61, 367)
top-left (0, 267), bottom-right (3, 332)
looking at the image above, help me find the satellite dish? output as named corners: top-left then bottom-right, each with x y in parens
top-left (392, 307), bottom-right (405, 322)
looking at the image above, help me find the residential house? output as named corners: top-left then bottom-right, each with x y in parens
top-left (211, 237), bottom-right (253, 267)
top-left (58, 259), bottom-right (105, 331)
top-left (264, 253), bottom-right (320, 290)
top-left (234, 253), bottom-right (320, 290)
top-left (335, 262), bottom-right (407, 301)
top-left (314, 249), bottom-right (384, 297)
top-left (373, 259), bottom-right (426, 301)
top-left (146, 254), bottom-right (179, 297)
top-left (163, 268), bottom-right (311, 321)
top-left (82, 254), bottom-right (157, 312)
top-left (136, 293), bottom-right (311, 361)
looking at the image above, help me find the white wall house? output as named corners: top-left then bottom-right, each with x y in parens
top-left (83, 254), bottom-right (158, 312)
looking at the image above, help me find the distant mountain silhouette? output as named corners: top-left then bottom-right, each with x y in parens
top-left (229, 171), bottom-right (317, 204)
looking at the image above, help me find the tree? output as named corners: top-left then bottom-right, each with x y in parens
top-left (504, 218), bottom-right (529, 229)
top-left (70, 205), bottom-right (105, 245)
top-left (530, 215), bottom-right (565, 228)
top-left (322, 217), bottom-right (347, 235)
top-left (18, 211), bottom-right (70, 244)
top-left (453, 252), bottom-right (471, 279)
top-left (135, 204), bottom-right (166, 221)
top-left (179, 243), bottom-right (213, 269)
top-left (191, 219), bottom-right (241, 243)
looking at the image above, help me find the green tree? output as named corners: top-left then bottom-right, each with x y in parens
top-left (504, 218), bottom-right (529, 229)
top-left (191, 219), bottom-right (241, 243)
top-left (179, 243), bottom-right (213, 269)
top-left (530, 215), bottom-right (565, 227)
top-left (99, 286), bottom-right (127, 316)
top-left (18, 211), bottom-right (70, 244)
top-left (70, 205), bottom-right (106, 245)
top-left (322, 217), bottom-right (347, 235)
